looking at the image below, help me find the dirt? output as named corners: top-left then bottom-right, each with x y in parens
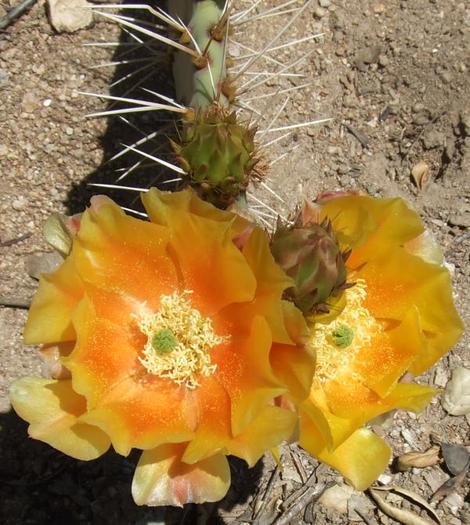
top-left (0, 1), bottom-right (469, 524)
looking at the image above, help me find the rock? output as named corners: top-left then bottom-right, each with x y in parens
top-left (443, 492), bottom-right (465, 516)
top-left (448, 211), bottom-right (470, 228)
top-left (354, 46), bottom-right (382, 70)
top-left (0, 69), bottom-right (9, 89)
top-left (460, 110), bottom-right (470, 136)
top-left (434, 366), bottom-right (448, 387)
top-left (373, 2), bottom-right (385, 14)
top-left (413, 112), bottom-right (430, 125)
top-left (21, 92), bottom-right (40, 113)
top-left (442, 367), bottom-right (470, 415)
top-left (319, 0), bottom-right (331, 7)
top-left (348, 493), bottom-right (375, 522)
top-left (422, 129), bottom-right (445, 149)
top-left (318, 484), bottom-right (354, 514)
top-left (422, 469), bottom-right (449, 492)
top-left (378, 54), bottom-right (389, 67)
top-left (314, 6), bottom-right (327, 18)
top-left (377, 473), bottom-right (393, 484)
top-left (12, 196), bottom-right (27, 210)
top-left (47, 0), bottom-right (93, 33)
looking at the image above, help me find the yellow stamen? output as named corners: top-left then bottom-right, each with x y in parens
top-left (309, 280), bottom-right (381, 382)
top-left (136, 291), bottom-right (228, 389)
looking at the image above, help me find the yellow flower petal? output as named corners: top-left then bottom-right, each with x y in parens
top-left (229, 228), bottom-right (295, 344)
top-left (132, 444), bottom-right (230, 507)
top-left (321, 196), bottom-right (423, 267)
top-left (301, 390), bottom-right (358, 450)
top-left (142, 187), bottom-right (249, 237)
top-left (227, 406), bottom-right (297, 467)
top-left (24, 256), bottom-right (83, 345)
top-left (10, 377), bottom-right (110, 460)
top-left (352, 308), bottom-right (424, 397)
top-left (214, 316), bottom-right (286, 436)
top-left (300, 416), bottom-right (391, 491)
top-left (359, 251), bottom-right (463, 372)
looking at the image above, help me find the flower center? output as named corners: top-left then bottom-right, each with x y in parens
top-left (136, 291), bottom-right (227, 389)
top-left (309, 279), bottom-right (381, 382)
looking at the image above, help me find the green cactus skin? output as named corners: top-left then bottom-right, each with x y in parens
top-left (270, 217), bottom-right (350, 315)
top-left (168, 1), bottom-right (263, 208)
top-left (170, 0), bottom-right (230, 108)
top-left (172, 108), bottom-right (260, 207)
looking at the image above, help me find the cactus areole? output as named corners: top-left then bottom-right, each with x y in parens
top-left (271, 215), bottom-right (350, 315)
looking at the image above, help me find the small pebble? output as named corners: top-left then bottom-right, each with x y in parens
top-left (319, 0), bottom-right (331, 7)
top-left (12, 196), bottom-right (27, 211)
top-left (43, 99), bottom-right (52, 107)
top-left (0, 69), bottom-right (9, 89)
top-left (378, 54), bottom-right (389, 67)
top-left (314, 7), bottom-right (327, 18)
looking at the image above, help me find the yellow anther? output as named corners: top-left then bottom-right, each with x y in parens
top-left (309, 280), bottom-right (380, 383)
top-left (136, 291), bottom-right (228, 389)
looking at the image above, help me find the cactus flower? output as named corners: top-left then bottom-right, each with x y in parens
top-left (298, 195), bottom-right (463, 490)
top-left (10, 188), bottom-right (313, 506)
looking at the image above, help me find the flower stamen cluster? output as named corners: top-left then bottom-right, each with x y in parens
top-left (137, 291), bottom-right (227, 389)
top-left (311, 279), bottom-right (380, 383)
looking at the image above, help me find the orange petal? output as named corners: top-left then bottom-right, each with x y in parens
top-left (181, 375), bottom-right (232, 465)
top-left (143, 188), bottom-right (257, 314)
top-left (65, 297), bottom-right (144, 407)
top-left (234, 228), bottom-right (294, 343)
top-left (359, 251), bottom-right (463, 373)
top-left (68, 299), bottom-right (195, 455)
top-left (270, 340), bottom-right (315, 403)
top-left (227, 406), bottom-right (297, 467)
top-left (321, 196), bottom-right (423, 267)
top-left (79, 377), bottom-right (196, 456)
top-left (173, 214), bottom-right (256, 315)
top-left (24, 256), bottom-right (83, 345)
top-left (300, 415), bottom-right (391, 490)
top-left (132, 444), bottom-right (230, 507)
top-left (10, 378), bottom-right (110, 460)
top-left (214, 316), bottom-right (286, 436)
top-left (72, 198), bottom-right (178, 307)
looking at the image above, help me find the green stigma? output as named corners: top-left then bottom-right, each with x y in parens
top-left (151, 329), bottom-right (177, 354)
top-left (331, 324), bottom-right (354, 348)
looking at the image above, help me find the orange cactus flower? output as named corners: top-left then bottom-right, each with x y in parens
top-left (298, 194), bottom-right (463, 490)
top-left (10, 188), bottom-right (314, 507)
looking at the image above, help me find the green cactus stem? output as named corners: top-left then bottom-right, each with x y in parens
top-left (169, 0), bottom-right (263, 208)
